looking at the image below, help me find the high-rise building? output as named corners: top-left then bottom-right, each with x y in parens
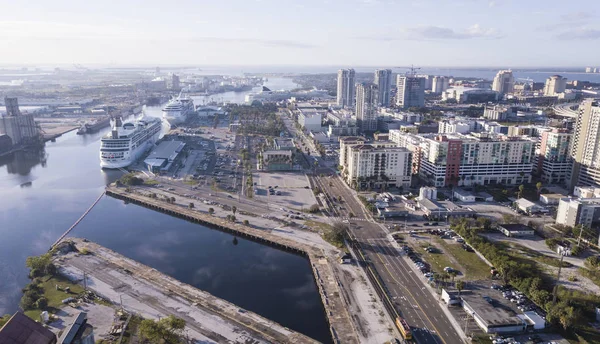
top-left (586, 67), bottom-right (593, 73)
top-left (374, 69), bottom-right (392, 107)
top-left (536, 129), bottom-right (573, 184)
top-left (355, 83), bottom-right (379, 133)
top-left (342, 140), bottom-right (412, 189)
top-left (556, 197), bottom-right (600, 229)
top-left (543, 75), bottom-right (567, 96)
top-left (431, 76), bottom-right (449, 94)
top-left (0, 97), bottom-right (39, 146)
top-left (492, 70), bottom-right (515, 94)
top-left (337, 69), bottom-right (356, 108)
top-left (167, 73), bottom-right (180, 90)
top-left (569, 100), bottom-right (600, 189)
top-left (396, 75), bottom-right (425, 108)
top-left (390, 131), bottom-right (536, 187)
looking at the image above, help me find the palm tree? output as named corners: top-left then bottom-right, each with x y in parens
top-left (518, 184), bottom-right (525, 199)
top-left (456, 280), bottom-right (465, 295)
top-left (536, 182), bottom-right (542, 196)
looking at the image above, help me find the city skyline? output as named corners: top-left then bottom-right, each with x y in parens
top-left (1, 0), bottom-right (599, 66)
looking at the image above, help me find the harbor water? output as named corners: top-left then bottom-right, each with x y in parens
top-left (0, 78), bottom-right (331, 343)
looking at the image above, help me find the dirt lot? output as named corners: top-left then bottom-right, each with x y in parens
top-left (253, 172), bottom-right (318, 210)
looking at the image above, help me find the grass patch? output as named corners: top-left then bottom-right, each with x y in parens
top-left (412, 241), bottom-right (454, 274)
top-left (183, 179), bottom-right (198, 186)
top-left (305, 220), bottom-right (332, 233)
top-left (579, 267), bottom-right (600, 288)
top-left (508, 243), bottom-right (573, 268)
top-left (24, 274), bottom-right (85, 321)
top-left (120, 314), bottom-right (143, 344)
top-left (143, 179), bottom-right (159, 185)
top-left (471, 333), bottom-right (493, 344)
top-left (565, 325), bottom-right (600, 344)
top-left (434, 237), bottom-right (491, 280)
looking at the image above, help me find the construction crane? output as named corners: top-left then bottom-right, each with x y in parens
top-left (394, 65), bottom-right (422, 76)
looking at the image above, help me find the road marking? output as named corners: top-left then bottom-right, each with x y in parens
top-left (369, 240), bottom-right (450, 344)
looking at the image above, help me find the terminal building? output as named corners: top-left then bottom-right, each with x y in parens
top-left (144, 140), bottom-right (186, 173)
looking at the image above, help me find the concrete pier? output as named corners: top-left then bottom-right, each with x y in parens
top-left (56, 238), bottom-right (319, 344)
top-left (105, 185), bottom-right (359, 344)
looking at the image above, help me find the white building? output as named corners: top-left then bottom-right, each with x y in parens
top-left (543, 75), bottom-right (567, 96)
top-left (438, 120), bottom-right (472, 134)
top-left (574, 186), bottom-right (600, 198)
top-left (343, 142), bottom-right (412, 190)
top-left (556, 197), bottom-right (600, 228)
top-left (536, 129), bottom-right (572, 184)
top-left (298, 109), bottom-right (323, 132)
top-left (443, 87), bottom-right (499, 103)
top-left (390, 131), bottom-right (536, 187)
top-left (374, 69), bottom-right (392, 107)
top-left (396, 75), bottom-right (425, 108)
top-left (355, 83), bottom-right (378, 133)
top-left (570, 100), bottom-right (600, 189)
top-left (419, 186), bottom-right (437, 200)
top-left (484, 105), bottom-right (512, 120)
top-left (337, 69), bottom-right (356, 108)
top-left (492, 69), bottom-right (515, 94)
top-left (432, 76), bottom-right (450, 94)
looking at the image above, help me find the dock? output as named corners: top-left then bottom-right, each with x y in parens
top-left (56, 238), bottom-right (317, 344)
top-left (105, 185), bottom-right (359, 344)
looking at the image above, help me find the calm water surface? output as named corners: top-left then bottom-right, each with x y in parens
top-left (0, 78), bottom-right (331, 342)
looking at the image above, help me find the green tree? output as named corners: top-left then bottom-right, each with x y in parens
top-left (455, 280), bottom-right (465, 295)
top-left (518, 184), bottom-right (525, 199)
top-left (139, 315), bottom-right (186, 344)
top-left (188, 202), bottom-right (194, 209)
top-left (243, 220), bottom-right (249, 226)
top-left (232, 206), bottom-right (237, 216)
top-left (35, 297), bottom-right (48, 310)
top-left (536, 182), bottom-right (543, 195)
top-left (208, 208), bottom-right (214, 215)
top-left (0, 314), bottom-right (11, 328)
top-left (25, 253), bottom-right (55, 278)
top-left (309, 204), bottom-right (320, 213)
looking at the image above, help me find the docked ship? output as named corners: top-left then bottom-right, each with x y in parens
top-left (77, 116), bottom-right (112, 135)
top-left (162, 92), bottom-right (195, 125)
top-left (99, 115), bottom-right (162, 169)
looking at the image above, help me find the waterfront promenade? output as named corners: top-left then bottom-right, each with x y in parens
top-left (105, 185), bottom-right (359, 344)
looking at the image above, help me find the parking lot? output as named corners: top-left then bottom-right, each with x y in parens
top-left (253, 172), bottom-right (318, 210)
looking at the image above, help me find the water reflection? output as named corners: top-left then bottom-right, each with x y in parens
top-left (0, 148), bottom-right (47, 176)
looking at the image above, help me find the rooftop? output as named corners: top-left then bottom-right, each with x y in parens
top-left (146, 140), bottom-right (185, 161)
top-left (0, 312), bottom-right (56, 344)
top-left (498, 224), bottom-right (535, 233)
top-left (461, 293), bottom-right (525, 328)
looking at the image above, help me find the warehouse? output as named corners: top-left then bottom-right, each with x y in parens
top-left (144, 140), bottom-right (185, 173)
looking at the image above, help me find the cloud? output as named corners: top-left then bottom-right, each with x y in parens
top-left (190, 37), bottom-right (317, 48)
top-left (365, 24), bottom-right (501, 41)
top-left (560, 11), bottom-right (594, 22)
top-left (488, 1), bottom-right (496, 7)
top-left (556, 28), bottom-right (600, 40)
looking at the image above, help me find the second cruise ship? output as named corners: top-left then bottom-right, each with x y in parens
top-left (162, 93), bottom-right (195, 125)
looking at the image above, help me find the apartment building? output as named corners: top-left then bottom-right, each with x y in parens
top-left (569, 100), bottom-right (600, 189)
top-left (396, 75), bottom-right (425, 108)
top-left (339, 136), bottom-right (367, 168)
top-left (390, 130), bottom-right (536, 187)
top-left (536, 129), bottom-right (573, 184)
top-left (344, 141), bottom-right (412, 189)
top-left (355, 83), bottom-right (379, 133)
top-left (556, 197), bottom-right (600, 229)
top-left (337, 69), bottom-right (356, 108)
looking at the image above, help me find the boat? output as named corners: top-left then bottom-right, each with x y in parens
top-left (162, 92), bottom-right (195, 125)
top-left (99, 115), bottom-right (162, 169)
top-left (77, 116), bottom-right (112, 135)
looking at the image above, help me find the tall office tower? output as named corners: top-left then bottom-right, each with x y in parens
top-left (355, 83), bottom-right (379, 133)
top-left (396, 75), bottom-right (425, 108)
top-left (492, 70), bottom-right (515, 94)
top-left (569, 100), bottom-right (600, 189)
top-left (431, 76), bottom-right (449, 94)
top-left (537, 129), bottom-right (573, 184)
top-left (543, 75), bottom-right (567, 96)
top-left (374, 69), bottom-right (392, 107)
top-left (337, 69), bottom-right (356, 107)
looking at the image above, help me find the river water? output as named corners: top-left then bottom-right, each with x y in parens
top-left (0, 78), bottom-right (331, 343)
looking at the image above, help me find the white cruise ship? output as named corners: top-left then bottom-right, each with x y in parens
top-left (162, 93), bottom-right (195, 125)
top-left (99, 116), bottom-right (162, 169)
top-left (245, 86), bottom-right (331, 104)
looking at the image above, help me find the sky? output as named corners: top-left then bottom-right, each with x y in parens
top-left (0, 0), bottom-right (598, 67)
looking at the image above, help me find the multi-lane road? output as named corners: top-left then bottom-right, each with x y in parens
top-left (311, 174), bottom-right (464, 344)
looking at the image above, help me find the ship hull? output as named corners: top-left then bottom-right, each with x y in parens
top-left (100, 125), bottom-right (160, 169)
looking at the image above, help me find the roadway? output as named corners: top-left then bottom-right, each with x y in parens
top-left (310, 174), bottom-right (464, 344)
